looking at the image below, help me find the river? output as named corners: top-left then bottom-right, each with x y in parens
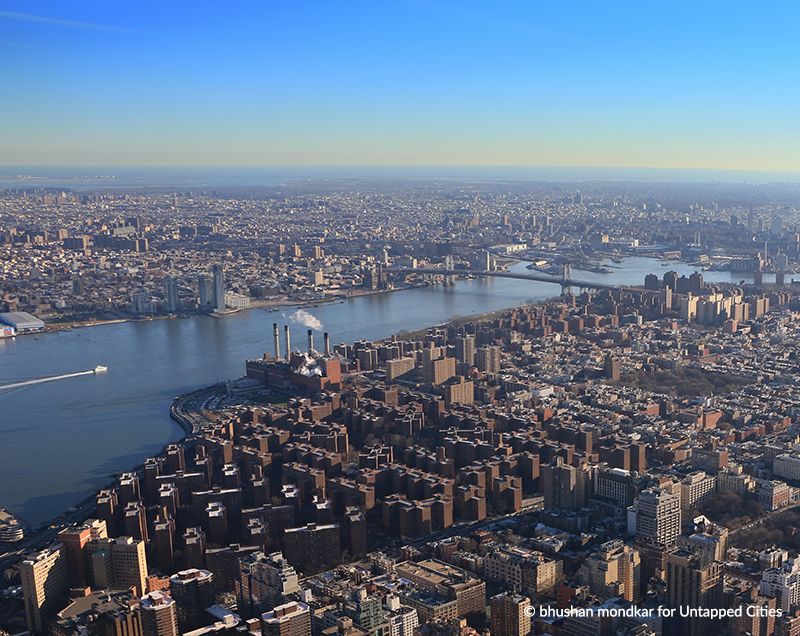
top-left (0, 258), bottom-right (738, 525)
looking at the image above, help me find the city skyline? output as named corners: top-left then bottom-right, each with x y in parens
top-left (4, 171), bottom-right (800, 636)
top-left (3, 1), bottom-right (800, 171)
top-left (6, 3), bottom-right (800, 635)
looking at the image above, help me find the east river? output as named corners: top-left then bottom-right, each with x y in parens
top-left (0, 258), bottom-right (741, 525)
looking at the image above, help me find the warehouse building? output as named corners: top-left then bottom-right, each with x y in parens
top-left (0, 311), bottom-right (46, 334)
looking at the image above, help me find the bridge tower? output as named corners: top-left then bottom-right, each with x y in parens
top-left (444, 254), bottom-right (457, 285)
top-left (561, 263), bottom-right (573, 295)
top-left (471, 249), bottom-right (491, 272)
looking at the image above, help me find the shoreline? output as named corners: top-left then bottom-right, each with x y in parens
top-left (21, 282), bottom-right (431, 337)
top-left (6, 257), bottom-right (588, 338)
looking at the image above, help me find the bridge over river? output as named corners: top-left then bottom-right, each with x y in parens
top-left (389, 267), bottom-right (644, 292)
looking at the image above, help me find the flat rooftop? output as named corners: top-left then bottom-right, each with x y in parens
top-left (395, 559), bottom-right (476, 586)
top-left (0, 311), bottom-right (45, 329)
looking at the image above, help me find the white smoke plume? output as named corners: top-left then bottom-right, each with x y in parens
top-left (290, 308), bottom-right (323, 331)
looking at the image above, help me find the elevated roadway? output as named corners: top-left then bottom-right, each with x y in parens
top-left (389, 268), bottom-right (640, 292)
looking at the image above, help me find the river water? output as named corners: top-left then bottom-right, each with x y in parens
top-left (0, 258), bottom-right (737, 525)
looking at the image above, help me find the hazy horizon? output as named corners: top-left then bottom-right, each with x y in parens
top-left (4, 164), bottom-right (800, 188)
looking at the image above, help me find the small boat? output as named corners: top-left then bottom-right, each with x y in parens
top-left (94, 365), bottom-right (108, 374)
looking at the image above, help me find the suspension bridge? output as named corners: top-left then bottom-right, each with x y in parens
top-left (388, 265), bottom-right (637, 292)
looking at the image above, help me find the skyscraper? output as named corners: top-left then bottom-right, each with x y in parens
top-left (169, 568), bottom-right (214, 631)
top-left (183, 527), bottom-right (207, 570)
top-left (603, 354), bottom-right (621, 381)
top-left (212, 264), bottom-right (225, 312)
top-left (666, 549), bottom-right (722, 635)
top-left (198, 274), bottom-right (210, 309)
top-left (282, 523), bottom-right (341, 575)
top-left (420, 348), bottom-right (456, 386)
top-left (96, 490), bottom-right (118, 534)
top-left (20, 544), bottom-right (70, 633)
top-left (475, 345), bottom-right (501, 373)
top-left (633, 489), bottom-right (681, 547)
top-left (541, 457), bottom-right (589, 511)
top-left (679, 471), bottom-right (716, 515)
top-left (163, 276), bottom-right (179, 313)
top-left (578, 539), bottom-right (641, 602)
top-left (261, 601), bottom-right (311, 636)
top-left (237, 551), bottom-right (300, 618)
top-left (454, 335), bottom-right (476, 366)
top-left (118, 472), bottom-right (141, 506)
top-left (490, 592), bottom-right (531, 636)
top-left (140, 590), bottom-right (179, 636)
top-left (124, 501), bottom-right (148, 543)
top-left (86, 536), bottom-right (148, 596)
top-left (57, 519), bottom-right (108, 588)
top-left (153, 517), bottom-right (175, 572)
top-left (759, 558), bottom-right (800, 612)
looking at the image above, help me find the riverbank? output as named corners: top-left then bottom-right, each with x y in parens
top-left (25, 264), bottom-right (527, 338)
top-left (31, 282), bottom-right (432, 336)
top-left (170, 383), bottom-right (227, 435)
top-left (389, 297), bottom-right (563, 341)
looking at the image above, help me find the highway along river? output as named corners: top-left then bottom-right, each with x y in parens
top-left (0, 258), bottom-right (735, 525)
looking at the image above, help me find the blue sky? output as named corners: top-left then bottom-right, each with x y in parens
top-left (1, 1), bottom-right (799, 169)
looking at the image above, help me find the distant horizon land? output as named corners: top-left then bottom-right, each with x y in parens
top-left (2, 164), bottom-right (800, 187)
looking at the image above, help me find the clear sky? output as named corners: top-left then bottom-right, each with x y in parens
top-left (1, 1), bottom-right (799, 170)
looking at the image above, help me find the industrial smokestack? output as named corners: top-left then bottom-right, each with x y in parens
top-left (273, 323), bottom-right (280, 361)
top-left (323, 332), bottom-right (330, 356)
top-left (284, 325), bottom-right (291, 359)
top-left (307, 329), bottom-right (314, 352)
